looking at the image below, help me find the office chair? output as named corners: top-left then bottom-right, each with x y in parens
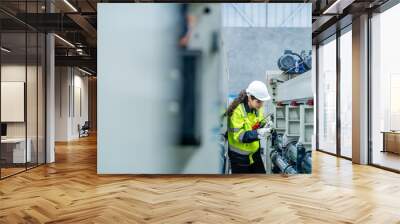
top-left (79, 121), bottom-right (90, 138)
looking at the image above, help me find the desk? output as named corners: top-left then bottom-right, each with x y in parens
top-left (381, 131), bottom-right (400, 155)
top-left (1, 138), bottom-right (31, 163)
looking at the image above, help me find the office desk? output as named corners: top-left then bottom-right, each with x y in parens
top-left (1, 138), bottom-right (32, 164)
top-left (381, 131), bottom-right (400, 155)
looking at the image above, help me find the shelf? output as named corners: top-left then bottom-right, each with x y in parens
top-left (275, 128), bottom-right (286, 131)
top-left (304, 123), bottom-right (314, 126)
top-left (287, 134), bottom-right (300, 137)
top-left (289, 120), bottom-right (300, 122)
top-left (276, 117), bottom-right (285, 119)
top-left (303, 142), bottom-right (312, 145)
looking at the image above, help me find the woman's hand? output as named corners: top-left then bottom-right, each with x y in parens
top-left (257, 128), bottom-right (271, 139)
top-left (266, 120), bottom-right (274, 128)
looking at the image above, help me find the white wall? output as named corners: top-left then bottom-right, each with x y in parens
top-left (1, 66), bottom-right (26, 136)
top-left (1, 65), bottom-right (39, 138)
top-left (98, 3), bottom-right (223, 174)
top-left (55, 67), bottom-right (69, 141)
top-left (71, 73), bottom-right (89, 138)
top-left (55, 67), bottom-right (89, 141)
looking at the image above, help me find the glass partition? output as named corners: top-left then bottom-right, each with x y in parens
top-left (0, 2), bottom-right (46, 179)
top-left (0, 31), bottom-right (28, 177)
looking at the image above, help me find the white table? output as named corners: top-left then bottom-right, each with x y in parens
top-left (1, 138), bottom-right (32, 163)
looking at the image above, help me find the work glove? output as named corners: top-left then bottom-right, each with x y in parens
top-left (266, 120), bottom-right (274, 128)
top-left (257, 127), bottom-right (271, 139)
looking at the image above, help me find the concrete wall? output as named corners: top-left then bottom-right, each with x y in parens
top-left (222, 27), bottom-right (311, 96)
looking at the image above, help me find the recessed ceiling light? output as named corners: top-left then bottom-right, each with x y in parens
top-left (63, 0), bottom-right (78, 12)
top-left (1, 47), bottom-right (11, 53)
top-left (322, 0), bottom-right (354, 15)
top-left (78, 67), bottom-right (93, 76)
top-left (54, 34), bottom-right (75, 48)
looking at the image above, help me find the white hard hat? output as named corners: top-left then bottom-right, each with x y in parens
top-left (246, 80), bottom-right (271, 101)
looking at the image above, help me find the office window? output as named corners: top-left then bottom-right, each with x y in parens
top-left (371, 3), bottom-right (400, 171)
top-left (222, 3), bottom-right (311, 28)
top-left (318, 36), bottom-right (337, 154)
top-left (340, 29), bottom-right (352, 158)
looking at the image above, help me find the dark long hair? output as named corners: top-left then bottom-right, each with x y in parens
top-left (224, 90), bottom-right (247, 117)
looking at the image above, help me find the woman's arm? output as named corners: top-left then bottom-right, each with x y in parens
top-left (240, 130), bottom-right (259, 143)
top-left (230, 110), bottom-right (260, 143)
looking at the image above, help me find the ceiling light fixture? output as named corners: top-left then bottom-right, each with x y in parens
top-left (1, 47), bottom-right (11, 53)
top-left (78, 67), bottom-right (93, 76)
top-left (76, 48), bottom-right (84, 55)
top-left (63, 0), bottom-right (78, 12)
top-left (54, 34), bottom-right (75, 48)
top-left (322, 0), bottom-right (354, 15)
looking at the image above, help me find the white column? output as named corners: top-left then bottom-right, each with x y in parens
top-left (45, 1), bottom-right (56, 163)
top-left (46, 33), bottom-right (55, 163)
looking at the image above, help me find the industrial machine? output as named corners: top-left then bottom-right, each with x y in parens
top-left (277, 50), bottom-right (312, 75)
top-left (269, 130), bottom-right (312, 174)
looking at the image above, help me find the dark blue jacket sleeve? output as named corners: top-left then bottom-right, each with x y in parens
top-left (241, 130), bottom-right (259, 143)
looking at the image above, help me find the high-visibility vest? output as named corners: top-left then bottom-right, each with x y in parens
top-left (228, 103), bottom-right (264, 164)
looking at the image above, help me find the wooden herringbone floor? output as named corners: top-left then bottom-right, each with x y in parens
top-left (1, 134), bottom-right (400, 224)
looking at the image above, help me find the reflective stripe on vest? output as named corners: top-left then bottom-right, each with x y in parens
top-left (228, 145), bottom-right (251, 155)
top-left (238, 132), bottom-right (245, 142)
top-left (240, 104), bottom-right (247, 118)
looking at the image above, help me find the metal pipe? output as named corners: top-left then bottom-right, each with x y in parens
top-left (271, 150), bottom-right (297, 175)
top-left (286, 143), bottom-right (298, 163)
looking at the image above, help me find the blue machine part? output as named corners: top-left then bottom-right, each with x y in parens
top-left (277, 50), bottom-right (312, 75)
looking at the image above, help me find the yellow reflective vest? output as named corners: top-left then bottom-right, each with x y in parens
top-left (228, 103), bottom-right (265, 164)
